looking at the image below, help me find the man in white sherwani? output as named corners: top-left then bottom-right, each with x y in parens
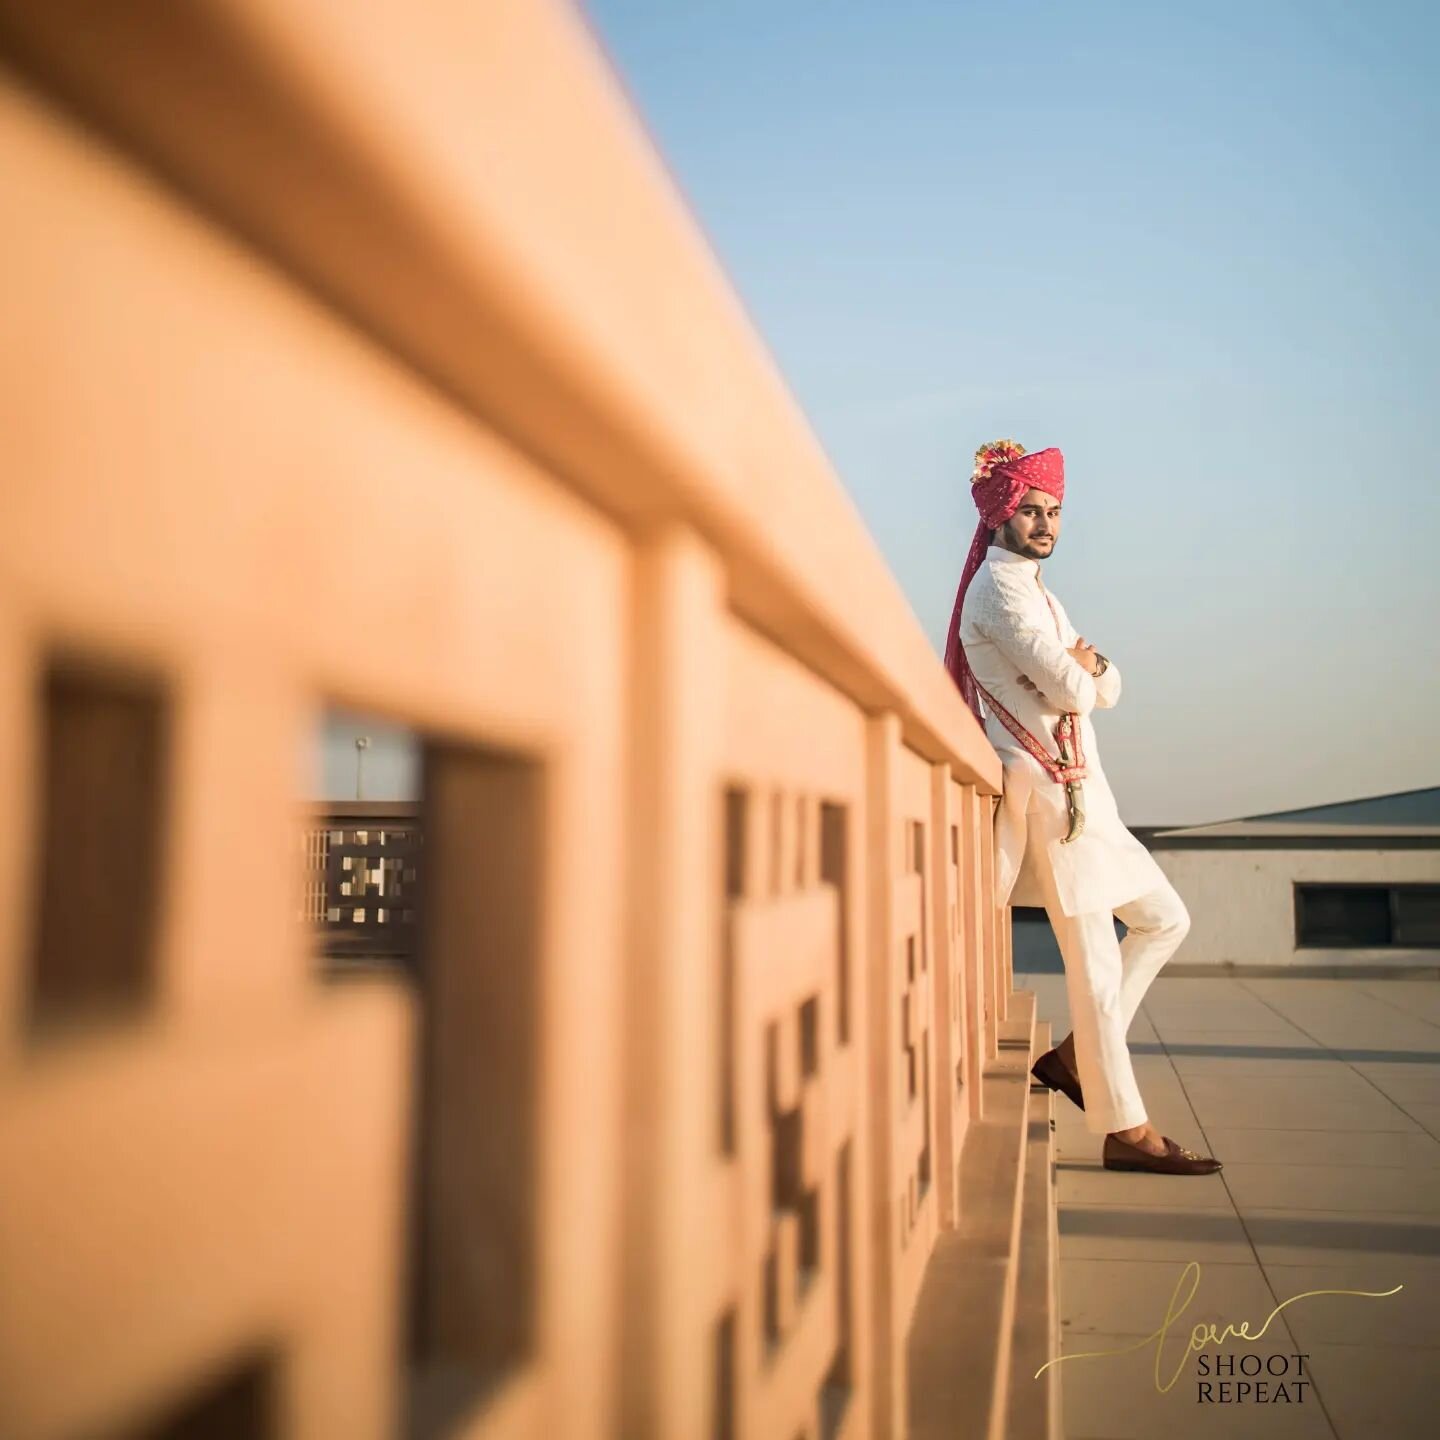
top-left (942, 440), bottom-right (1221, 1175)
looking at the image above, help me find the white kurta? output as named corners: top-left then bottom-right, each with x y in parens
top-left (959, 545), bottom-right (1168, 917)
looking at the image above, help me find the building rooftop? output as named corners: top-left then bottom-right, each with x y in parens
top-left (1233, 784), bottom-right (1440, 828)
top-left (1148, 821), bottom-right (1440, 849)
top-left (1020, 966), bottom-right (1440, 1438)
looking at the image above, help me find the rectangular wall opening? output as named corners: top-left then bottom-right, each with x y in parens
top-left (309, 709), bottom-right (541, 1439)
top-left (407, 738), bottom-right (543, 1439)
top-left (1296, 884), bottom-right (1440, 948)
top-left (819, 801), bottom-right (849, 1045)
top-left (917, 1030), bottom-right (932, 1198)
top-left (719, 786), bottom-right (746, 1156)
top-left (127, 1350), bottom-right (277, 1439)
top-left (910, 818), bottom-right (927, 972)
top-left (28, 653), bottom-right (169, 1035)
top-left (712, 1307), bottom-right (736, 1440)
top-left (818, 1139), bottom-right (853, 1440)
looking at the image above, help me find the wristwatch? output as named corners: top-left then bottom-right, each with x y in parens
top-left (1092, 652), bottom-right (1110, 677)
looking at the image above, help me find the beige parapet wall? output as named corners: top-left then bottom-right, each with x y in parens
top-left (0, 4), bottom-right (1032, 1440)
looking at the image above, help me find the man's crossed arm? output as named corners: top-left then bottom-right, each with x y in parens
top-left (978, 595), bottom-right (1122, 713)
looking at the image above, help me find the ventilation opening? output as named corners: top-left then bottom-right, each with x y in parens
top-left (126, 1351), bottom-right (277, 1439)
top-left (903, 991), bottom-right (916, 1098)
top-left (407, 739), bottom-right (543, 1438)
top-left (309, 711), bottom-right (542, 1438)
top-left (819, 802), bottom-right (849, 1044)
top-left (712, 1307), bottom-right (736, 1440)
top-left (910, 818), bottom-right (927, 972)
top-left (719, 786), bottom-right (746, 1156)
top-left (818, 1139), bottom-right (853, 1439)
top-left (28, 653), bottom-right (169, 1036)
top-left (724, 786), bottom-right (747, 902)
top-left (769, 789), bottom-right (783, 895)
top-left (799, 996), bottom-right (819, 1077)
top-left (917, 1029), bottom-right (932, 1197)
top-left (949, 822), bottom-right (960, 957)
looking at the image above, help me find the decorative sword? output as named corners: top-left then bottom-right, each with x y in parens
top-left (1055, 713), bottom-right (1086, 844)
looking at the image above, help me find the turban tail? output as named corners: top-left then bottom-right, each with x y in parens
top-left (943, 446), bottom-right (1065, 726)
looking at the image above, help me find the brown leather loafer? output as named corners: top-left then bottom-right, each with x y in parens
top-left (1030, 1048), bottom-right (1085, 1111)
top-left (1102, 1134), bottom-right (1223, 1175)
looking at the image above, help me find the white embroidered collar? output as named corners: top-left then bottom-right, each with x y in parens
top-left (986, 544), bottom-right (1041, 572)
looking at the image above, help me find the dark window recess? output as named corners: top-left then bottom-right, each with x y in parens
top-left (1296, 886), bottom-right (1390, 946)
top-left (1296, 885), bottom-right (1440, 949)
top-left (29, 655), bottom-right (169, 1032)
top-left (406, 741), bottom-right (543, 1440)
top-left (1394, 887), bottom-right (1440, 947)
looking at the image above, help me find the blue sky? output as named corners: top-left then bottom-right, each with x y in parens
top-left (579, 0), bottom-right (1440, 823)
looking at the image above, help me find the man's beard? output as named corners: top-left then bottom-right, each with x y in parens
top-left (1003, 523), bottom-right (1055, 558)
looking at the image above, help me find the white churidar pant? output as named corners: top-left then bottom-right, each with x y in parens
top-left (1030, 823), bottom-right (1192, 1134)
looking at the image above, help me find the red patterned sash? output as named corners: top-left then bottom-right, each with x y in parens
top-left (972, 679), bottom-right (1087, 783)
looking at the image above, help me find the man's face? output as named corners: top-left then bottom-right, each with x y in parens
top-left (998, 487), bottom-right (1061, 559)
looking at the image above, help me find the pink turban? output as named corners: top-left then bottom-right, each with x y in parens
top-left (943, 441), bottom-right (1066, 726)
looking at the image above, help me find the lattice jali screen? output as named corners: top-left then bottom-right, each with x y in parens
top-left (976, 793), bottom-right (1001, 1053)
top-left (717, 621), bottom-right (869, 1440)
top-left (727, 881), bottom-right (853, 1433)
top-left (918, 772), bottom-right (973, 1236)
top-left (0, 63), bottom-right (631, 1439)
top-left (950, 778), bottom-right (988, 1103)
top-left (861, 716), bottom-right (944, 1430)
top-left (945, 810), bottom-right (965, 1083)
top-left (888, 753), bottom-right (935, 1266)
